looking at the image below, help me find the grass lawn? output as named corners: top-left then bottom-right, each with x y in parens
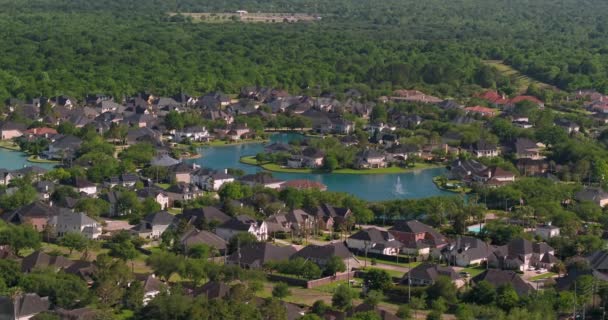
top-left (432, 177), bottom-right (472, 193)
top-left (27, 155), bottom-right (60, 164)
top-left (240, 156), bottom-right (444, 175)
top-left (459, 266), bottom-right (486, 277)
top-left (155, 183), bottom-right (170, 189)
top-left (483, 60), bottom-right (560, 93)
top-left (0, 140), bottom-right (21, 151)
top-left (313, 280), bottom-right (363, 294)
top-left (529, 272), bottom-right (557, 281)
top-left (356, 255), bottom-right (421, 268)
top-left (168, 208), bottom-right (182, 215)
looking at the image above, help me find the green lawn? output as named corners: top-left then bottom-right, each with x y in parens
top-left (529, 272), bottom-right (557, 281)
top-left (155, 183), bottom-right (170, 189)
top-left (0, 140), bottom-right (21, 151)
top-left (459, 266), bottom-right (486, 277)
top-left (27, 155), bottom-right (60, 164)
top-left (313, 279), bottom-right (362, 294)
top-left (240, 156), bottom-right (444, 175)
top-left (356, 255), bottom-right (421, 268)
top-left (483, 60), bottom-right (560, 93)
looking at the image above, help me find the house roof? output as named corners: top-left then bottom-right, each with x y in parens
top-left (471, 269), bottom-right (534, 296)
top-left (575, 187), bottom-right (608, 204)
top-left (181, 206), bottom-right (231, 225)
top-left (180, 229), bottom-right (227, 251)
top-left (54, 211), bottom-right (98, 229)
top-left (292, 242), bottom-right (353, 261)
top-left (150, 154), bottom-right (180, 167)
top-left (404, 262), bottom-right (461, 283)
top-left (445, 236), bottom-right (494, 262)
top-left (21, 250), bottom-right (73, 272)
top-left (349, 228), bottom-right (401, 248)
top-left (195, 281), bottom-right (231, 299)
top-left (314, 203), bottom-right (351, 219)
top-left (281, 179), bottom-right (327, 190)
top-left (0, 293), bottom-right (50, 318)
top-left (227, 242), bottom-right (297, 267)
top-left (143, 211), bottom-right (175, 226)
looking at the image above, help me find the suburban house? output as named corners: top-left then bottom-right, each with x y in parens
top-left (265, 209), bottom-right (316, 237)
top-left (195, 281), bottom-right (231, 300)
top-left (355, 149), bottom-right (387, 169)
top-left (132, 211), bottom-right (175, 239)
top-left (180, 206), bottom-right (232, 228)
top-left (514, 138), bottom-right (546, 160)
top-left (313, 203), bottom-right (353, 231)
top-left (471, 269), bottom-right (534, 297)
top-left (442, 236), bottom-right (494, 267)
top-left (555, 119), bottom-right (580, 134)
top-left (0, 293), bottom-right (50, 320)
top-left (517, 158), bottom-right (549, 176)
top-left (239, 173), bottom-right (284, 189)
top-left (192, 169), bottom-right (235, 191)
top-left (464, 106), bottom-right (497, 117)
top-left (2, 201), bottom-right (61, 231)
top-left (470, 140), bottom-right (499, 158)
top-left (165, 183), bottom-right (203, 205)
top-left (280, 179), bottom-right (328, 191)
top-left (389, 220), bottom-right (448, 255)
top-left (180, 228), bottom-right (227, 255)
top-left (74, 178), bottom-right (97, 196)
top-left (0, 169), bottom-right (13, 186)
top-left (301, 148), bottom-right (325, 168)
top-left (44, 135), bottom-right (82, 160)
top-left (534, 223), bottom-right (560, 240)
top-left (215, 215), bottom-right (268, 241)
top-left (173, 126), bottom-right (210, 142)
top-left (575, 187), bottom-right (608, 207)
top-left (21, 250), bottom-right (73, 273)
top-left (226, 242), bottom-right (297, 269)
top-left (51, 211), bottom-right (102, 239)
top-left (402, 263), bottom-right (464, 288)
top-left (489, 238), bottom-right (559, 271)
top-left (0, 122), bottom-right (26, 140)
top-left (135, 187), bottom-right (170, 210)
top-left (483, 167), bottom-right (516, 187)
top-left (136, 274), bottom-right (165, 306)
top-left (292, 242), bottom-right (361, 270)
top-left (346, 227), bottom-right (402, 256)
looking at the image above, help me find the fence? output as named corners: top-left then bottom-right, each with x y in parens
top-left (267, 271), bottom-right (357, 289)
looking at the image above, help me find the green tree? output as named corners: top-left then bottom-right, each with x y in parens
top-left (324, 255), bottom-right (347, 276)
top-left (496, 284), bottom-right (519, 311)
top-left (363, 268), bottom-right (392, 292)
top-left (426, 276), bottom-right (457, 304)
top-left (271, 282), bottom-right (291, 300)
top-left (227, 232), bottom-right (259, 255)
top-left (332, 284), bottom-right (357, 310)
top-left (146, 251), bottom-right (185, 280)
top-left (58, 232), bottom-right (89, 255)
top-left (0, 224), bottom-right (41, 256)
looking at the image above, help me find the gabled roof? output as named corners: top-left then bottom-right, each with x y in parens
top-left (405, 263), bottom-right (461, 282)
top-left (292, 242), bottom-right (353, 261)
top-left (349, 228), bottom-right (400, 246)
top-left (143, 211), bottom-right (174, 226)
top-left (180, 229), bottom-right (227, 251)
top-left (195, 281), bottom-right (231, 299)
top-left (4, 201), bottom-right (61, 223)
top-left (181, 206), bottom-right (231, 225)
top-left (0, 293), bottom-right (49, 318)
top-left (471, 269), bottom-right (534, 296)
top-left (21, 250), bottom-right (73, 272)
top-left (227, 242), bottom-right (297, 267)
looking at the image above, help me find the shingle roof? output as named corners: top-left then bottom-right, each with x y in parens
top-left (143, 211), bottom-right (175, 226)
top-left (471, 269), bottom-right (534, 296)
top-left (404, 262), bottom-right (460, 283)
top-left (21, 251), bottom-right (73, 272)
top-left (196, 281), bottom-right (231, 299)
top-left (292, 242), bottom-right (353, 261)
top-left (227, 242), bottom-right (297, 267)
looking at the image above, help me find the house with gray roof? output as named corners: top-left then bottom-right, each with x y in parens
top-left (50, 211), bottom-right (102, 239)
top-left (442, 236), bottom-right (494, 267)
top-left (180, 228), bottom-right (227, 254)
top-left (292, 242), bottom-right (361, 270)
top-left (402, 263), bottom-right (464, 288)
top-left (226, 242), bottom-right (297, 269)
top-left (471, 269), bottom-right (534, 297)
top-left (133, 211), bottom-right (175, 239)
top-left (215, 215), bottom-right (268, 241)
top-left (21, 250), bottom-right (73, 273)
top-left (347, 227), bottom-right (402, 256)
top-left (0, 293), bottom-right (50, 320)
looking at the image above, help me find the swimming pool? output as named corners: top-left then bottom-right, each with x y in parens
top-left (467, 223), bottom-right (485, 233)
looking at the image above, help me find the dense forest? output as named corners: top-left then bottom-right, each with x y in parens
top-left (1, 0), bottom-right (608, 100)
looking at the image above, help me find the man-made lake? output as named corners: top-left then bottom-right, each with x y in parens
top-left (188, 133), bottom-right (452, 201)
top-left (0, 148), bottom-right (55, 170)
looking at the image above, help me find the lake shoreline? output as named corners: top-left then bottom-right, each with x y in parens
top-left (239, 155), bottom-right (445, 175)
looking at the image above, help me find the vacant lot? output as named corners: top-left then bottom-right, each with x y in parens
top-left (169, 12), bottom-right (320, 23)
top-left (484, 60), bottom-right (561, 94)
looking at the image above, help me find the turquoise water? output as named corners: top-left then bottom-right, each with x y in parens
top-left (467, 224), bottom-right (484, 233)
top-left (0, 148), bottom-right (55, 170)
top-left (187, 133), bottom-right (451, 201)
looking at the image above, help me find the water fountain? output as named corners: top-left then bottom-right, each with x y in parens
top-left (394, 176), bottom-right (405, 195)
